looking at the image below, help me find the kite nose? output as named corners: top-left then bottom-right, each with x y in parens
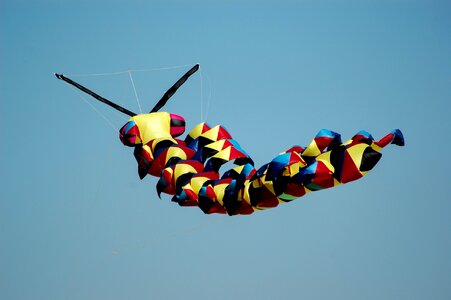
top-left (119, 131), bottom-right (129, 145)
top-left (119, 129), bottom-right (131, 146)
top-left (119, 120), bottom-right (141, 146)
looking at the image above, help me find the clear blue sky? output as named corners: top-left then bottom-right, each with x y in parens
top-left (1, 0), bottom-right (450, 299)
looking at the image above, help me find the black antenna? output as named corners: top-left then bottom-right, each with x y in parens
top-left (150, 64), bottom-right (200, 112)
top-left (55, 73), bottom-right (137, 117)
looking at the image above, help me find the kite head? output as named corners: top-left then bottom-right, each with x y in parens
top-left (56, 65), bottom-right (198, 147)
top-left (119, 112), bottom-right (186, 147)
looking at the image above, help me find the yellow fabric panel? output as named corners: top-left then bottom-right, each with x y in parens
top-left (181, 182), bottom-right (195, 196)
top-left (142, 144), bottom-right (154, 160)
top-left (262, 180), bottom-right (276, 195)
top-left (190, 177), bottom-right (204, 192)
top-left (295, 152), bottom-right (307, 167)
top-left (241, 183), bottom-right (252, 205)
top-left (347, 144), bottom-right (368, 169)
top-left (342, 139), bottom-right (353, 146)
top-left (283, 163), bottom-right (297, 177)
top-left (166, 147), bottom-right (189, 163)
top-left (190, 176), bottom-right (211, 194)
top-left (182, 176), bottom-right (212, 201)
top-left (232, 165), bottom-right (245, 174)
top-left (213, 182), bottom-right (229, 206)
top-left (201, 125), bottom-right (221, 141)
top-left (302, 141), bottom-right (320, 157)
top-left (291, 163), bottom-right (301, 175)
top-left (237, 186), bottom-right (244, 201)
top-left (187, 122), bottom-right (207, 140)
top-left (252, 178), bottom-right (263, 188)
top-left (174, 164), bottom-right (197, 179)
top-left (204, 140), bottom-right (226, 151)
top-left (131, 112), bottom-right (171, 144)
top-left (162, 167), bottom-right (173, 179)
top-left (282, 153), bottom-right (307, 177)
top-left (316, 151), bottom-right (335, 173)
top-left (212, 146), bottom-right (231, 160)
top-left (371, 144), bottom-right (382, 152)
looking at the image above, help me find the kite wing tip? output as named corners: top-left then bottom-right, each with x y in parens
top-left (54, 73), bottom-right (63, 79)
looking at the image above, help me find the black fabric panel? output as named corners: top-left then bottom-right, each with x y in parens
top-left (360, 148), bottom-right (382, 172)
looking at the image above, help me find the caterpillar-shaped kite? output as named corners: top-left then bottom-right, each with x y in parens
top-left (56, 65), bottom-right (404, 215)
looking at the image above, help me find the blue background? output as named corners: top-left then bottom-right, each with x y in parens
top-left (1, 0), bottom-right (450, 299)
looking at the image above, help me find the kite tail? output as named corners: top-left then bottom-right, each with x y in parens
top-left (237, 129), bottom-right (405, 214)
top-left (137, 122), bottom-right (404, 216)
top-left (374, 129), bottom-right (405, 148)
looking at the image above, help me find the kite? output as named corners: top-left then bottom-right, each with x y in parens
top-left (55, 64), bottom-right (404, 215)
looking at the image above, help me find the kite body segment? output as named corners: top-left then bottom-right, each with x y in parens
top-left (119, 112), bottom-right (404, 215)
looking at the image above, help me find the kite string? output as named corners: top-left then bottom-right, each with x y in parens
top-left (67, 63), bottom-right (196, 77)
top-left (200, 66), bottom-right (204, 121)
top-left (128, 70), bottom-right (143, 114)
top-left (64, 62), bottom-right (207, 123)
top-left (66, 84), bottom-right (118, 132)
top-left (131, 63), bottom-right (196, 73)
top-left (202, 70), bottom-right (212, 122)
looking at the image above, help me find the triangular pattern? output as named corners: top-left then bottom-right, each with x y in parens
top-left (120, 112), bottom-right (404, 215)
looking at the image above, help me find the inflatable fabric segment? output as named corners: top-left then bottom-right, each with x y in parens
top-left (119, 112), bottom-right (405, 215)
